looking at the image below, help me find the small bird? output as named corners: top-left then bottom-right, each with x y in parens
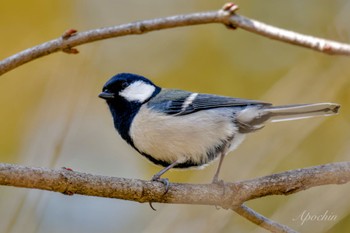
top-left (99, 73), bottom-right (340, 187)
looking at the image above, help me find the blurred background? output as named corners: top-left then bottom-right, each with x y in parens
top-left (1, 0), bottom-right (350, 232)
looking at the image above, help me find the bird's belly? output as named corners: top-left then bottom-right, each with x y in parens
top-left (129, 106), bottom-right (244, 167)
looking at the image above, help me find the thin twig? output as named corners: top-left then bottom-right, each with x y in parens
top-left (0, 162), bottom-right (349, 233)
top-left (232, 204), bottom-right (298, 233)
top-left (1, 3), bottom-right (350, 76)
top-left (228, 14), bottom-right (350, 55)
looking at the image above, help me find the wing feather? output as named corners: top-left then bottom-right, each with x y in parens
top-left (148, 89), bottom-right (271, 115)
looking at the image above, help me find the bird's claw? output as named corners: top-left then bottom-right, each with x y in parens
top-left (212, 177), bottom-right (226, 210)
top-left (152, 176), bottom-right (170, 194)
top-left (212, 177), bottom-right (225, 186)
top-left (149, 176), bottom-right (170, 211)
top-left (149, 202), bottom-right (157, 211)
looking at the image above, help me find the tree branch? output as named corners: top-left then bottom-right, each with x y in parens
top-left (0, 162), bottom-right (349, 233)
top-left (232, 204), bottom-right (298, 233)
top-left (1, 3), bottom-right (350, 76)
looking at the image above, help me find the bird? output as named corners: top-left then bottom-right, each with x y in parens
top-left (98, 72), bottom-right (340, 188)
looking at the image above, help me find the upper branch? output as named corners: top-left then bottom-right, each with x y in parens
top-left (1, 4), bottom-right (350, 76)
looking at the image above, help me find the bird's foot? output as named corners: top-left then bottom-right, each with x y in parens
top-left (152, 175), bottom-right (170, 194)
top-left (211, 174), bottom-right (225, 185)
top-left (212, 176), bottom-right (226, 210)
top-left (212, 179), bottom-right (225, 186)
top-left (149, 175), bottom-right (171, 211)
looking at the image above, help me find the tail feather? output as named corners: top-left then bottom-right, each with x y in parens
top-left (236, 102), bottom-right (340, 133)
top-left (264, 103), bottom-right (340, 122)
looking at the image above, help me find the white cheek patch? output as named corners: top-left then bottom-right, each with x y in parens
top-left (119, 81), bottom-right (156, 103)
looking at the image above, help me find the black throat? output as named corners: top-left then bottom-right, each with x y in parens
top-left (106, 87), bottom-right (161, 148)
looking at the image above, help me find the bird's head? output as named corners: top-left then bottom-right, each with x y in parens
top-left (99, 73), bottom-right (161, 105)
top-left (99, 73), bottom-right (161, 136)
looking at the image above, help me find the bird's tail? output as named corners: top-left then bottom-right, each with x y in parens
top-left (236, 103), bottom-right (340, 133)
top-left (263, 103), bottom-right (340, 122)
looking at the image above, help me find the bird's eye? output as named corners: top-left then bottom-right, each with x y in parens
top-left (121, 81), bottom-right (129, 89)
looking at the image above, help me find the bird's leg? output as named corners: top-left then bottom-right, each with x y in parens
top-left (212, 151), bottom-right (226, 184)
top-left (151, 160), bottom-right (180, 194)
top-left (212, 150), bottom-right (228, 210)
top-left (149, 160), bottom-right (180, 211)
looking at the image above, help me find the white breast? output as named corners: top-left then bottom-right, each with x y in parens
top-left (129, 106), bottom-right (245, 166)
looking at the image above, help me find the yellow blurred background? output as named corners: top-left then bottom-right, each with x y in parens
top-left (1, 0), bottom-right (350, 232)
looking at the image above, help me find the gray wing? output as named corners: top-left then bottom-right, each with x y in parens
top-left (148, 89), bottom-right (271, 115)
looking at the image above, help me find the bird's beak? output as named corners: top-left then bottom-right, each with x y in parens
top-left (98, 91), bottom-right (115, 100)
